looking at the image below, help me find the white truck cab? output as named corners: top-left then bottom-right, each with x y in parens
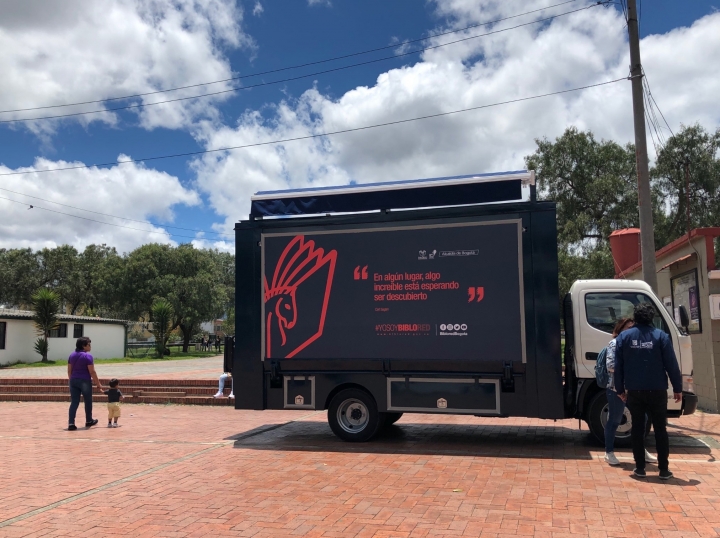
top-left (565, 279), bottom-right (697, 445)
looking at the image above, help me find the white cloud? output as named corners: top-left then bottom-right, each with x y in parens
top-left (252, 1), bottom-right (264, 16)
top-left (307, 0), bottom-right (332, 7)
top-left (0, 157), bottom-right (200, 253)
top-left (0, 0), bottom-right (251, 134)
top-left (192, 2), bottom-right (720, 234)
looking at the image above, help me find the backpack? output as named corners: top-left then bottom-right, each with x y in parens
top-left (594, 346), bottom-right (609, 388)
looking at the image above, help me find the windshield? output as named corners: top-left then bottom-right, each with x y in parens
top-left (584, 292), bottom-right (671, 334)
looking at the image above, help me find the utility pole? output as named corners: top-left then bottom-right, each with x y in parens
top-left (627, 0), bottom-right (658, 292)
top-left (684, 157), bottom-right (691, 234)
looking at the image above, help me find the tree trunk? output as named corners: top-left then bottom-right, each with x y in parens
top-left (42, 335), bottom-right (48, 362)
top-left (182, 328), bottom-right (191, 353)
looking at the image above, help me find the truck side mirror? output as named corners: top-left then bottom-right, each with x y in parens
top-left (678, 305), bottom-right (690, 332)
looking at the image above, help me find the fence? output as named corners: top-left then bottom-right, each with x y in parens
top-left (126, 341), bottom-right (223, 358)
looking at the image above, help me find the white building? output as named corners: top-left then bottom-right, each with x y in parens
top-left (200, 319), bottom-right (225, 338)
top-left (0, 309), bottom-right (126, 366)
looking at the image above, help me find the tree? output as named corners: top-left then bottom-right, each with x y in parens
top-left (150, 298), bottom-right (174, 358)
top-left (60, 245), bottom-right (121, 315)
top-left (222, 307), bottom-right (235, 337)
top-left (525, 128), bottom-right (652, 306)
top-left (165, 245), bottom-right (228, 352)
top-left (526, 127), bottom-right (641, 251)
top-left (31, 288), bottom-right (60, 362)
top-left (557, 248), bottom-right (615, 311)
top-left (115, 244), bottom-right (229, 352)
top-left (0, 248), bottom-right (41, 307)
top-left (109, 243), bottom-right (176, 321)
top-left (651, 124), bottom-right (720, 252)
top-left (37, 245), bottom-right (78, 296)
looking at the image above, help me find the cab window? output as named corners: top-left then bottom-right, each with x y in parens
top-left (585, 292), bottom-right (668, 334)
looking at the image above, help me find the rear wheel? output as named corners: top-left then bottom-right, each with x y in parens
top-left (328, 389), bottom-right (383, 442)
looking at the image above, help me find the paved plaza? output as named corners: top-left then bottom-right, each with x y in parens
top-left (1, 399), bottom-right (719, 537)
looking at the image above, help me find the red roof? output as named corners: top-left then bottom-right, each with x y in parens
top-left (623, 228), bottom-right (720, 275)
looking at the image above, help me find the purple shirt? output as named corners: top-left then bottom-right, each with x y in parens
top-left (68, 351), bottom-right (94, 381)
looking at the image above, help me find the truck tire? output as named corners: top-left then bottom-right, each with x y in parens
top-left (328, 389), bottom-right (383, 442)
top-left (587, 391), bottom-right (650, 448)
top-left (380, 412), bottom-right (403, 428)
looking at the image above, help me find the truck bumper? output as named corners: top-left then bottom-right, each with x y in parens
top-left (682, 391), bottom-right (698, 416)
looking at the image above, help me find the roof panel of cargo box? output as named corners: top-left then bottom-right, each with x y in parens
top-left (250, 170), bottom-right (535, 218)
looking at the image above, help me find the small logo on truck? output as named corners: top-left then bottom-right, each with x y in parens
top-left (437, 398), bottom-right (447, 409)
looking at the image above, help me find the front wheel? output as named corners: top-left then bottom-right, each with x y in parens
top-left (587, 390), bottom-right (650, 448)
top-left (328, 389), bottom-right (383, 442)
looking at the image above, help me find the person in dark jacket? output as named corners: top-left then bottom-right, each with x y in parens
top-left (615, 303), bottom-right (682, 480)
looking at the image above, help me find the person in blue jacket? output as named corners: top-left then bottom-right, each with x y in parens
top-left (615, 303), bottom-right (682, 480)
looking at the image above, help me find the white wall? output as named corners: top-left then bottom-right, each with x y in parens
top-left (0, 319), bottom-right (125, 365)
top-left (0, 319), bottom-right (37, 366)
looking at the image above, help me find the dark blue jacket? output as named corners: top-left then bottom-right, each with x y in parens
top-left (614, 324), bottom-right (682, 394)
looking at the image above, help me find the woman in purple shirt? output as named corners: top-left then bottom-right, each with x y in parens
top-left (67, 337), bottom-right (103, 430)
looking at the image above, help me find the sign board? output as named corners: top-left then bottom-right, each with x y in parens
top-left (671, 269), bottom-right (702, 333)
top-left (262, 220), bottom-right (525, 361)
top-left (710, 294), bottom-right (720, 320)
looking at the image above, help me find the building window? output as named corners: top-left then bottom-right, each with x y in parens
top-left (48, 323), bottom-right (68, 338)
top-left (0, 322), bottom-right (6, 350)
top-left (73, 324), bottom-right (84, 338)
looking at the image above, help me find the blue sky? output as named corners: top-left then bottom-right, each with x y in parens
top-left (1, 0), bottom-right (719, 251)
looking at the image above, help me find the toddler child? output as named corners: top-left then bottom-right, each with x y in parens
top-left (103, 378), bottom-right (123, 427)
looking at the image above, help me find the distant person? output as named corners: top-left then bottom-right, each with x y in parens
top-left (215, 337), bottom-right (221, 352)
top-left (603, 318), bottom-right (657, 466)
top-left (104, 378), bottom-right (123, 428)
top-left (213, 371), bottom-right (234, 399)
top-left (615, 303), bottom-right (682, 480)
top-left (67, 337), bottom-right (102, 430)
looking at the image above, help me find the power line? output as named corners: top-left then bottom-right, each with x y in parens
top-left (0, 185), bottom-right (225, 236)
top-left (0, 195), bottom-right (212, 240)
top-left (0, 77), bottom-right (627, 179)
top-left (643, 93), bottom-right (661, 156)
top-left (0, 0), bottom-right (584, 115)
top-left (0, 2), bottom-right (610, 125)
top-left (643, 71), bottom-right (675, 138)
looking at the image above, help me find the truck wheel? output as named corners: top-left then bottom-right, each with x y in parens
top-left (380, 412), bottom-right (403, 427)
top-left (587, 391), bottom-right (649, 448)
top-left (328, 389), bottom-right (383, 442)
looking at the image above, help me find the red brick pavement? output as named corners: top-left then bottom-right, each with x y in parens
top-left (1, 402), bottom-right (719, 537)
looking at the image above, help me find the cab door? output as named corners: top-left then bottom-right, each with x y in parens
top-left (577, 289), bottom-right (681, 411)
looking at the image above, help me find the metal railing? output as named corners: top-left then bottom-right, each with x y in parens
top-left (125, 342), bottom-right (223, 358)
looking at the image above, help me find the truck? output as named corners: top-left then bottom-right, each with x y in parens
top-left (233, 170), bottom-right (698, 444)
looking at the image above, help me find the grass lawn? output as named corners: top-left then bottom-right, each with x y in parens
top-left (1, 350), bottom-right (220, 369)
